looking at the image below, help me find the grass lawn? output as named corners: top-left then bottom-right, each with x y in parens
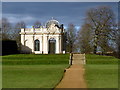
top-left (2, 54), bottom-right (69, 88)
top-left (85, 54), bottom-right (119, 88)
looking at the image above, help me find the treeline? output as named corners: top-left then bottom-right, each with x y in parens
top-left (66, 6), bottom-right (120, 58)
top-left (1, 18), bottom-right (42, 51)
top-left (1, 6), bottom-right (120, 58)
top-left (1, 18), bottom-right (41, 55)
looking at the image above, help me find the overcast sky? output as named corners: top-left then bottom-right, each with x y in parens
top-left (2, 2), bottom-right (118, 29)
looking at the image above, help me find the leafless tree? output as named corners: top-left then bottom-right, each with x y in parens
top-left (12, 21), bottom-right (26, 51)
top-left (111, 23), bottom-right (120, 58)
top-left (66, 23), bottom-right (76, 53)
top-left (2, 18), bottom-right (12, 40)
top-left (84, 6), bottom-right (115, 54)
top-left (115, 3), bottom-right (120, 58)
top-left (115, 29), bottom-right (120, 58)
top-left (19, 21), bottom-right (26, 28)
top-left (77, 23), bottom-right (93, 53)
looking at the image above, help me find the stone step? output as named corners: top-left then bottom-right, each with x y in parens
top-left (72, 57), bottom-right (84, 59)
top-left (71, 54), bottom-right (85, 65)
top-left (73, 54), bottom-right (85, 57)
top-left (73, 58), bottom-right (84, 59)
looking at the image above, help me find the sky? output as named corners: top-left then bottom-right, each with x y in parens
top-left (2, 2), bottom-right (118, 29)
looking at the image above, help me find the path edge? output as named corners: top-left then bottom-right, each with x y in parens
top-left (53, 64), bottom-right (71, 89)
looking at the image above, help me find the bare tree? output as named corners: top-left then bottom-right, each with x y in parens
top-left (115, 29), bottom-right (120, 58)
top-left (12, 21), bottom-right (26, 39)
top-left (0, 19), bottom-right (2, 40)
top-left (2, 18), bottom-right (12, 40)
top-left (66, 23), bottom-right (76, 53)
top-left (77, 23), bottom-right (93, 53)
top-left (12, 21), bottom-right (26, 51)
top-left (33, 21), bottom-right (41, 28)
top-left (19, 21), bottom-right (26, 28)
top-left (111, 23), bottom-right (120, 58)
top-left (115, 4), bottom-right (120, 58)
top-left (85, 6), bottom-right (115, 54)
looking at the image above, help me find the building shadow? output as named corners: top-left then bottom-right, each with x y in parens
top-left (20, 45), bottom-right (32, 54)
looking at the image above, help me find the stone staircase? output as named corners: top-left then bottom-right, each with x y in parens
top-left (72, 53), bottom-right (86, 65)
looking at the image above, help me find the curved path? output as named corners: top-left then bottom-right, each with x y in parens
top-left (55, 54), bottom-right (87, 88)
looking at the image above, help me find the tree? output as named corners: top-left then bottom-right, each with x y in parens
top-left (77, 23), bottom-right (93, 53)
top-left (66, 23), bottom-right (76, 53)
top-left (12, 21), bottom-right (26, 51)
top-left (12, 21), bottom-right (26, 39)
top-left (33, 21), bottom-right (41, 28)
top-left (2, 18), bottom-right (12, 40)
top-left (111, 23), bottom-right (120, 58)
top-left (19, 21), bottom-right (26, 28)
top-left (84, 6), bottom-right (115, 54)
top-left (0, 19), bottom-right (2, 40)
top-left (115, 3), bottom-right (120, 58)
top-left (115, 28), bottom-right (120, 58)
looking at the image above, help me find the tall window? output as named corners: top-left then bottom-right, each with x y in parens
top-left (34, 40), bottom-right (40, 51)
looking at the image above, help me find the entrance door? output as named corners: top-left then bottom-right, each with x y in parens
top-left (49, 39), bottom-right (56, 54)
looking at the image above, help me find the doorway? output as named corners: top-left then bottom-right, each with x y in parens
top-left (49, 38), bottom-right (56, 54)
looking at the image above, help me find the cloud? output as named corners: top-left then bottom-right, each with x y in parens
top-left (3, 14), bottom-right (38, 25)
top-left (2, 2), bottom-right (118, 28)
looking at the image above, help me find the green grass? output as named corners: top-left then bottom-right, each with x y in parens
top-left (85, 54), bottom-right (119, 88)
top-left (2, 54), bottom-right (69, 88)
top-left (3, 65), bottom-right (68, 88)
top-left (86, 54), bottom-right (118, 64)
top-left (2, 54), bottom-right (69, 65)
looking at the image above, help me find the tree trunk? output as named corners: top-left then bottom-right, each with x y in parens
top-left (70, 44), bottom-right (73, 53)
top-left (93, 34), bottom-right (98, 54)
top-left (93, 45), bottom-right (97, 54)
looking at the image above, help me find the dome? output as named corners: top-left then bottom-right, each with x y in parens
top-left (46, 19), bottom-right (59, 28)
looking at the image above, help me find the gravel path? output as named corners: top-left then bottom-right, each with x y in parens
top-left (55, 54), bottom-right (87, 88)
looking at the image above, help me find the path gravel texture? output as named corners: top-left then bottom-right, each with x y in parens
top-left (55, 54), bottom-right (87, 88)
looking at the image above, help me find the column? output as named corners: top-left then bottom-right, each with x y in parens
top-left (42, 35), bottom-right (43, 54)
top-left (21, 28), bottom-right (25, 46)
top-left (43, 34), bottom-right (48, 54)
top-left (32, 35), bottom-right (34, 52)
top-left (21, 34), bottom-right (24, 46)
top-left (59, 35), bottom-right (62, 53)
top-left (21, 34), bottom-right (24, 52)
top-left (40, 35), bottom-right (43, 54)
top-left (56, 35), bottom-right (60, 54)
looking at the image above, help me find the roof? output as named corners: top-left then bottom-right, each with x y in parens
top-left (46, 19), bottom-right (60, 28)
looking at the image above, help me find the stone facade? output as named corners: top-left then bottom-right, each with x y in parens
top-left (20, 19), bottom-right (65, 54)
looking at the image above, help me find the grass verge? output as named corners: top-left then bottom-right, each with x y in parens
top-left (2, 54), bottom-right (69, 88)
top-left (85, 54), bottom-right (119, 88)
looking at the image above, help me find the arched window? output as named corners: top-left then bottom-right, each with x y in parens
top-left (34, 40), bottom-right (40, 51)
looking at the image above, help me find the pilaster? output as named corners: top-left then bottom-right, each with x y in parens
top-left (43, 34), bottom-right (48, 54)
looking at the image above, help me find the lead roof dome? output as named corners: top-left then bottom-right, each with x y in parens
top-left (46, 19), bottom-right (60, 28)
